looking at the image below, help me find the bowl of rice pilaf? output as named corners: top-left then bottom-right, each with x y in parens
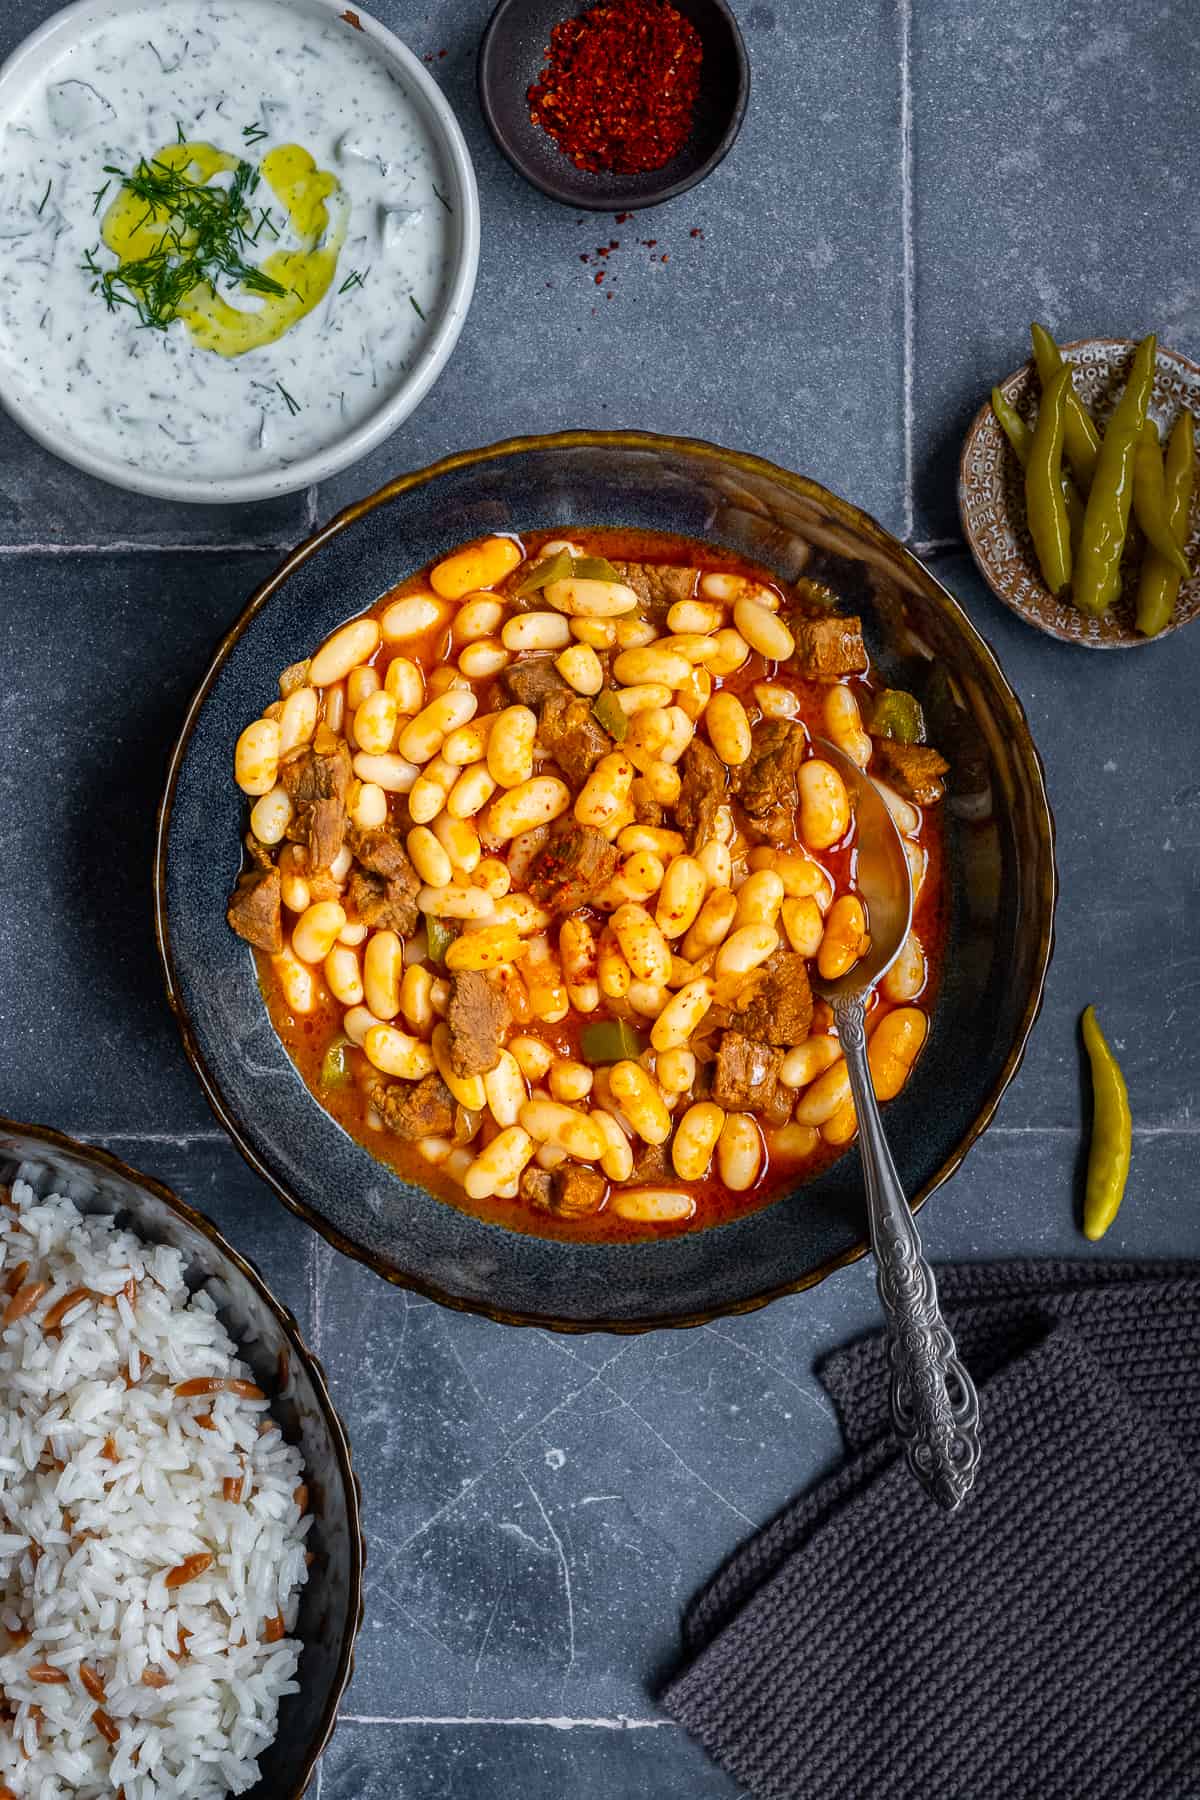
top-left (0, 1118), bottom-right (362, 1800)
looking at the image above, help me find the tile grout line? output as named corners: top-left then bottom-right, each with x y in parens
top-left (308, 1232), bottom-right (324, 1357)
top-left (0, 540), bottom-right (292, 556)
top-left (898, 0), bottom-right (916, 543)
top-left (336, 1715), bottom-right (671, 1730)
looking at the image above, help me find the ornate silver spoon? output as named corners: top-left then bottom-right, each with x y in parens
top-left (809, 738), bottom-right (981, 1510)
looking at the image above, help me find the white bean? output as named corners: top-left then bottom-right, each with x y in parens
top-left (381, 594), bottom-right (445, 641)
top-left (310, 618), bottom-right (380, 686)
top-left (250, 785), bottom-right (291, 846)
top-left (502, 611), bottom-right (571, 651)
top-left (717, 1113), bottom-right (764, 1191)
top-left (235, 719), bottom-right (281, 796)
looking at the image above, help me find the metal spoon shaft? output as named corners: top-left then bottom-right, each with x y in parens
top-left (833, 994), bottom-right (982, 1511)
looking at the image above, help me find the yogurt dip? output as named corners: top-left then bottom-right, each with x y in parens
top-left (0, 0), bottom-right (466, 486)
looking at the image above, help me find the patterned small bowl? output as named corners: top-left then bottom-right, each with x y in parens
top-left (958, 337), bottom-right (1200, 648)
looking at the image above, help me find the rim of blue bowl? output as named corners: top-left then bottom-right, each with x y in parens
top-left (153, 428), bottom-right (1059, 1334)
top-left (477, 0), bottom-right (751, 211)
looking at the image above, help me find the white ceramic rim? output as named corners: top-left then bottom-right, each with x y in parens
top-left (0, 0), bottom-right (481, 504)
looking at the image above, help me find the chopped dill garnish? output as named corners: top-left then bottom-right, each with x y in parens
top-left (409, 295), bottom-right (426, 320)
top-left (339, 267), bottom-right (367, 294)
top-left (242, 121), bottom-right (269, 146)
top-left (36, 178), bottom-right (51, 216)
top-left (176, 118), bottom-right (187, 144)
top-left (91, 179), bottom-right (110, 216)
top-left (277, 381), bottom-right (301, 415)
top-left (83, 154), bottom-right (287, 331)
top-left (431, 182), bottom-right (453, 214)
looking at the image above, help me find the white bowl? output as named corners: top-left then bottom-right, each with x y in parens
top-left (0, 0), bottom-right (480, 504)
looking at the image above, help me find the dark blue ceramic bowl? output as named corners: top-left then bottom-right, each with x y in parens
top-left (0, 1118), bottom-right (363, 1798)
top-left (155, 432), bottom-right (1056, 1332)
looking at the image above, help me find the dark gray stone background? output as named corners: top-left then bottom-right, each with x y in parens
top-left (1, 1), bottom-right (1198, 1794)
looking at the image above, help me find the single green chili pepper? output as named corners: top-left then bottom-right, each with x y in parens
top-left (1133, 421), bottom-right (1191, 577)
top-left (1136, 409), bottom-right (1195, 636)
top-left (1024, 364), bottom-right (1073, 595)
top-left (1030, 322), bottom-right (1100, 493)
top-left (1080, 1005), bottom-right (1131, 1241)
top-left (1073, 333), bottom-right (1157, 617)
top-left (992, 386), bottom-right (1085, 542)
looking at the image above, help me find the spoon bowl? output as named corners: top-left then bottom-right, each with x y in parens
top-left (808, 739), bottom-right (912, 1005)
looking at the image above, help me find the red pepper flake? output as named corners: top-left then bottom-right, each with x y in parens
top-left (615, 211), bottom-right (631, 223)
top-left (339, 9), bottom-right (363, 29)
top-left (690, 226), bottom-right (704, 237)
top-left (528, 0), bottom-right (703, 175)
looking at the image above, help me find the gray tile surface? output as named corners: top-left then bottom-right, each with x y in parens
top-left (0, 1), bottom-right (1197, 1796)
top-left (910, 0), bottom-right (1200, 541)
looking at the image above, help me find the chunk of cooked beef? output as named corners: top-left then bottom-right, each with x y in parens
top-left (733, 719), bottom-right (806, 844)
top-left (373, 1073), bottom-right (456, 1140)
top-left (629, 779), bottom-right (665, 829)
top-left (344, 822), bottom-right (422, 936)
top-left (500, 656), bottom-right (571, 710)
top-left (348, 821), bottom-right (413, 882)
top-left (347, 868), bottom-right (421, 936)
top-left (792, 614), bottom-right (869, 680)
top-left (610, 562), bottom-right (698, 614)
top-left (631, 1140), bottom-right (671, 1184)
top-left (537, 687), bottom-right (614, 786)
top-left (523, 1163), bottom-right (608, 1218)
top-left (675, 738), bottom-right (726, 851)
top-left (446, 970), bottom-right (511, 1077)
top-left (227, 866), bottom-right (283, 953)
top-left (873, 740), bottom-right (949, 806)
top-left (281, 740), bottom-right (352, 870)
top-left (527, 822), bottom-right (619, 913)
top-left (244, 832), bottom-right (274, 871)
top-left (711, 1030), bottom-right (784, 1110)
top-left (727, 952), bottom-right (813, 1047)
top-left (520, 1166), bottom-right (556, 1210)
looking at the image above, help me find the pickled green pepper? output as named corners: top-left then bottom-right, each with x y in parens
top-left (1073, 334), bottom-right (1157, 617)
top-left (868, 688), bottom-right (925, 744)
top-left (1136, 409), bottom-right (1195, 636)
top-left (1133, 423), bottom-right (1191, 577)
top-left (1024, 365), bottom-right (1073, 595)
top-left (1080, 1005), bottom-right (1131, 1241)
top-left (992, 386), bottom-right (1085, 541)
top-left (1030, 322), bottom-right (1100, 492)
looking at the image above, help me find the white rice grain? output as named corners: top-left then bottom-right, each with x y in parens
top-left (0, 1174), bottom-right (311, 1799)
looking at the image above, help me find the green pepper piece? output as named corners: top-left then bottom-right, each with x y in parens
top-left (425, 915), bottom-right (456, 964)
top-left (1073, 334), bottom-right (1157, 618)
top-left (1024, 364), bottom-right (1074, 596)
top-left (868, 688), bottom-right (925, 745)
top-left (591, 687), bottom-right (629, 742)
top-left (581, 1018), bottom-right (645, 1064)
top-left (320, 1038), bottom-right (352, 1089)
top-left (1080, 1005), bottom-right (1132, 1241)
top-left (516, 548), bottom-right (572, 595)
top-left (1132, 421), bottom-right (1191, 579)
top-left (569, 555), bottom-right (620, 581)
top-left (1136, 409), bottom-right (1195, 636)
top-left (1030, 322), bottom-right (1100, 493)
top-left (992, 386), bottom-right (1085, 542)
top-left (792, 577), bottom-right (840, 610)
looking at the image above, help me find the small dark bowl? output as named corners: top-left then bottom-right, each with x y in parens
top-left (478, 0), bottom-right (749, 211)
top-left (0, 1118), bottom-right (364, 1800)
top-left (155, 431), bottom-right (1057, 1334)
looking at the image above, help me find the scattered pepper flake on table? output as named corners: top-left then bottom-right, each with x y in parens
top-left (528, 0), bottom-right (703, 174)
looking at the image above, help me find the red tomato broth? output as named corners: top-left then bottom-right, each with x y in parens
top-left (251, 528), bottom-right (948, 1243)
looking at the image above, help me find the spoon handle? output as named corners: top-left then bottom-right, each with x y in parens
top-left (833, 995), bottom-right (982, 1511)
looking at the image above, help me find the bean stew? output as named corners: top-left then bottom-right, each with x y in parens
top-left (227, 530), bottom-right (948, 1241)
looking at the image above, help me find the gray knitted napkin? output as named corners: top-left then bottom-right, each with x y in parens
top-left (663, 1262), bottom-right (1200, 1800)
